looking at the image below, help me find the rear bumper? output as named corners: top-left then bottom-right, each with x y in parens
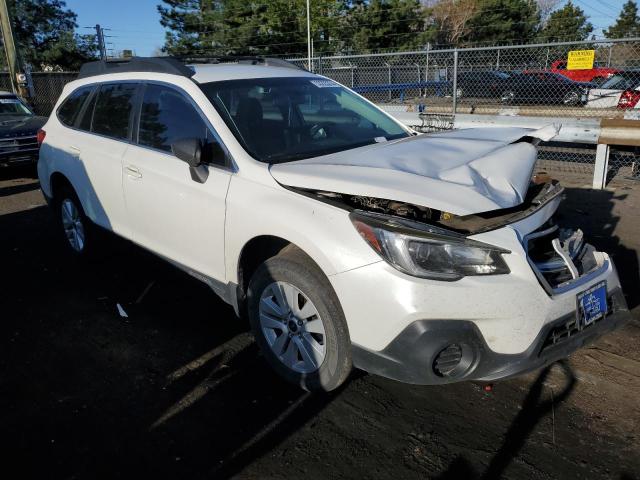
top-left (352, 288), bottom-right (630, 385)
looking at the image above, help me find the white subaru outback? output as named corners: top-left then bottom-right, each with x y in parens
top-left (38, 57), bottom-right (629, 391)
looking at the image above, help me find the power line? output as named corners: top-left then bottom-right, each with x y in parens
top-left (573, 0), bottom-right (618, 19)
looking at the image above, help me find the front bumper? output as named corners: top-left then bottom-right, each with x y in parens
top-left (0, 133), bottom-right (39, 166)
top-left (0, 152), bottom-right (38, 167)
top-left (352, 288), bottom-right (630, 385)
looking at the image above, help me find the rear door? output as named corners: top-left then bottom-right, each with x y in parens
top-left (121, 82), bottom-right (231, 283)
top-left (71, 82), bottom-right (139, 235)
top-left (47, 84), bottom-right (95, 187)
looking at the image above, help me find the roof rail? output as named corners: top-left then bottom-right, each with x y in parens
top-left (77, 55), bottom-right (304, 80)
top-left (78, 57), bottom-right (195, 79)
top-left (176, 55), bottom-right (303, 70)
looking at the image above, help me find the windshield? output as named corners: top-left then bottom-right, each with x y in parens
top-left (600, 73), bottom-right (640, 90)
top-left (200, 77), bottom-right (409, 163)
top-left (0, 96), bottom-right (32, 115)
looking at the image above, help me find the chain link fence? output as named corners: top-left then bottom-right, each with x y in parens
top-left (290, 38), bottom-right (640, 119)
top-left (0, 71), bottom-right (77, 116)
top-left (288, 38), bottom-right (640, 183)
top-left (0, 38), bottom-right (638, 183)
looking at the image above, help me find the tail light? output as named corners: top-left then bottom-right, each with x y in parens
top-left (617, 90), bottom-right (640, 109)
top-left (37, 129), bottom-right (46, 146)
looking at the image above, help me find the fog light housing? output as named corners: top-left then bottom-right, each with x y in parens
top-left (433, 343), bottom-right (475, 378)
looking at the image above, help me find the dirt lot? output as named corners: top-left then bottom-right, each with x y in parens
top-left (1, 165), bottom-right (639, 480)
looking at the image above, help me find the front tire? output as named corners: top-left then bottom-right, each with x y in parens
top-left (501, 90), bottom-right (515, 104)
top-left (563, 91), bottom-right (581, 106)
top-left (247, 247), bottom-right (352, 392)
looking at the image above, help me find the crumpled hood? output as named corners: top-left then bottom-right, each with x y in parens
top-left (270, 126), bottom-right (558, 216)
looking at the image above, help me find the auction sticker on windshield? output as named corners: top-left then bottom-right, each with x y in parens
top-left (310, 79), bottom-right (340, 88)
top-left (576, 281), bottom-right (608, 327)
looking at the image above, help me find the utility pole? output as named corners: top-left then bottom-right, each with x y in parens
top-left (0, 0), bottom-right (22, 94)
top-left (95, 24), bottom-right (107, 60)
top-left (306, 0), bottom-right (312, 72)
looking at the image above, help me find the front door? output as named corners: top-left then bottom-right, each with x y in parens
top-left (121, 83), bottom-right (231, 284)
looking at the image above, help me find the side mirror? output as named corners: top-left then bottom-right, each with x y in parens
top-left (171, 138), bottom-right (202, 168)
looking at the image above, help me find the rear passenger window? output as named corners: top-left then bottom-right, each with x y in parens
top-left (92, 83), bottom-right (138, 140)
top-left (138, 84), bottom-right (211, 154)
top-left (58, 86), bottom-right (93, 127)
top-left (78, 91), bottom-right (97, 132)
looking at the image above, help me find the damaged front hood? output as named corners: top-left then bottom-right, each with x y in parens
top-left (270, 126), bottom-right (558, 216)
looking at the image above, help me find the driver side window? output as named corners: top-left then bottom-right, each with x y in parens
top-left (138, 84), bottom-right (220, 163)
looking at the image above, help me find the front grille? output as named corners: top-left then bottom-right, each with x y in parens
top-left (540, 295), bottom-right (613, 352)
top-left (525, 219), bottom-right (599, 291)
top-left (0, 134), bottom-right (39, 159)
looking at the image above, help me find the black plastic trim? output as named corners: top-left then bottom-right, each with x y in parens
top-left (78, 57), bottom-right (195, 79)
top-left (352, 288), bottom-right (630, 385)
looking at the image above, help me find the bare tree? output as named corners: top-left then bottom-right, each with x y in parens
top-left (430, 0), bottom-right (480, 46)
top-left (537, 0), bottom-right (560, 26)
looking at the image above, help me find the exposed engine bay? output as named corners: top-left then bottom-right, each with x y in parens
top-left (294, 177), bottom-right (563, 235)
top-left (344, 195), bottom-right (435, 222)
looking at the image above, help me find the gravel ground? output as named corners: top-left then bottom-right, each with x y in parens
top-left (1, 165), bottom-right (639, 480)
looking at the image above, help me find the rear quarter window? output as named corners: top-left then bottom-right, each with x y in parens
top-left (57, 86), bottom-right (93, 127)
top-left (91, 83), bottom-right (139, 141)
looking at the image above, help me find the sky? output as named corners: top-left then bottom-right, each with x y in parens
top-left (65, 0), bottom-right (166, 56)
top-left (65, 0), bottom-right (630, 57)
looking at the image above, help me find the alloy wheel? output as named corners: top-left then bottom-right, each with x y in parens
top-left (258, 281), bottom-right (327, 373)
top-left (61, 198), bottom-right (85, 253)
top-left (501, 90), bottom-right (515, 104)
top-left (563, 91), bottom-right (580, 105)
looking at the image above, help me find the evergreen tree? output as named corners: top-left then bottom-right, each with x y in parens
top-left (158, 0), bottom-right (348, 57)
top-left (540, 0), bottom-right (593, 42)
top-left (346, 0), bottom-right (430, 53)
top-left (461, 0), bottom-right (540, 45)
top-left (604, 0), bottom-right (640, 38)
top-left (7, 0), bottom-right (97, 70)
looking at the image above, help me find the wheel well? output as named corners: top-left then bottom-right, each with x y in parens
top-left (49, 172), bottom-right (74, 200)
top-left (236, 236), bottom-right (326, 318)
top-left (237, 236), bottom-right (291, 296)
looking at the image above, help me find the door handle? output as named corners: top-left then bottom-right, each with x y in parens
top-left (125, 165), bottom-right (142, 179)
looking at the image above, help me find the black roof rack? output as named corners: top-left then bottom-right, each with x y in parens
top-left (77, 55), bottom-right (303, 80)
top-left (78, 57), bottom-right (195, 79)
top-left (177, 56), bottom-right (302, 70)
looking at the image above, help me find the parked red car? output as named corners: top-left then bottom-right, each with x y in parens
top-left (548, 60), bottom-right (619, 84)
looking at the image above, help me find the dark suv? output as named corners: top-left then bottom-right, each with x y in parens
top-left (0, 91), bottom-right (47, 167)
top-left (455, 71), bottom-right (511, 98)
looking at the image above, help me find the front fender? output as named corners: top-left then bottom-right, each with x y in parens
top-left (224, 176), bottom-right (380, 284)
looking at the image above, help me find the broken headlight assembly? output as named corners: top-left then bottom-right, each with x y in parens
top-left (350, 211), bottom-right (510, 281)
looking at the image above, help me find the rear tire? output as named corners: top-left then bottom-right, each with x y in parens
top-left (247, 247), bottom-right (352, 392)
top-left (53, 186), bottom-right (95, 258)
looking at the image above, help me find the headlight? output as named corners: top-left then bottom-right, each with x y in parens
top-left (350, 211), bottom-right (510, 281)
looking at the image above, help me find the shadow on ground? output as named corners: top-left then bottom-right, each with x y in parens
top-left (0, 204), bottom-right (343, 479)
top-left (1, 182), bottom-right (639, 479)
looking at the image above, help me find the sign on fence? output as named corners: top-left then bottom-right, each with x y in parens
top-left (566, 49), bottom-right (595, 70)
